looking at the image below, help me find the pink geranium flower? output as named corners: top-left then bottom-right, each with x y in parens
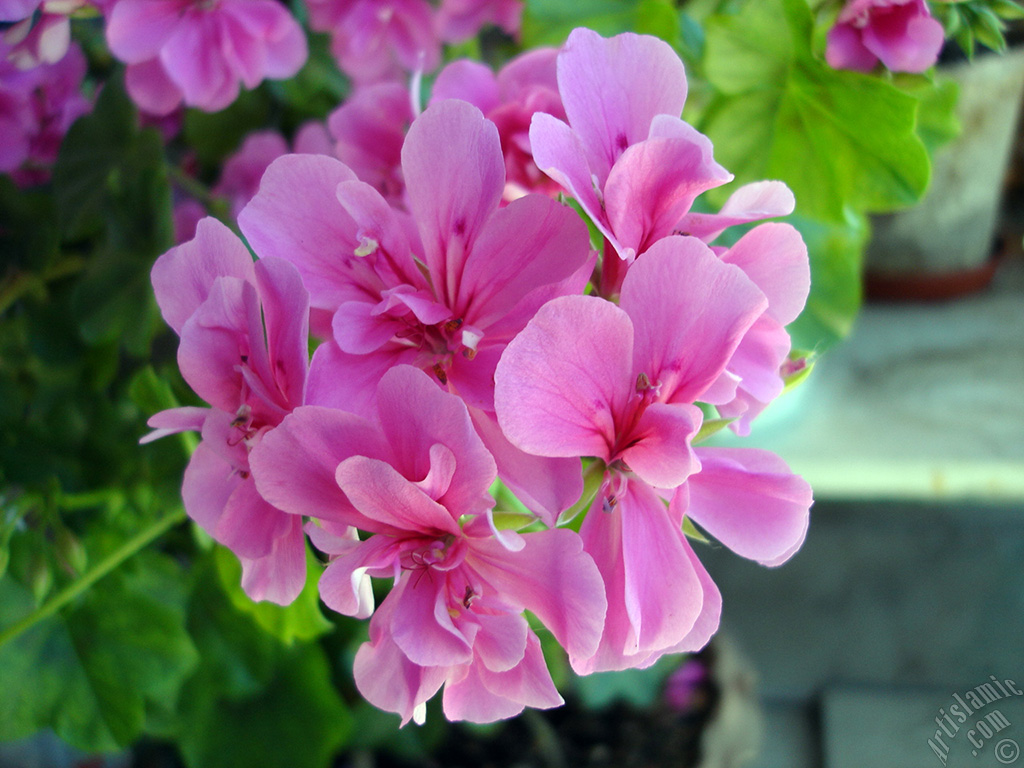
top-left (431, 48), bottom-right (564, 200)
top-left (826, 0), bottom-right (944, 73)
top-left (529, 28), bottom-right (798, 296)
top-left (143, 218), bottom-right (311, 604)
top-left (105, 0), bottom-right (307, 115)
top-left (306, 0), bottom-right (440, 85)
top-left (250, 365), bottom-right (606, 724)
top-left (239, 99), bottom-right (595, 522)
top-left (495, 237), bottom-right (811, 671)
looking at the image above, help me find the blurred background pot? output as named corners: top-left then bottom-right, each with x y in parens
top-left (865, 46), bottom-right (1024, 300)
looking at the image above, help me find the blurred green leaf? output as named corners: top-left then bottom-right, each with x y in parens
top-left (0, 551), bottom-right (198, 750)
top-left (786, 211), bottom-right (867, 351)
top-left (184, 88), bottom-right (273, 168)
top-left (522, 0), bottom-right (681, 49)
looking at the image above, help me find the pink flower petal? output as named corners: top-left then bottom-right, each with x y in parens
top-left (141, 406), bottom-right (209, 444)
top-left (443, 632), bottom-right (562, 722)
top-left (215, 475), bottom-right (294, 559)
top-left (388, 573), bottom-right (474, 667)
top-left (105, 0), bottom-right (182, 63)
top-left (495, 295), bottom-right (633, 462)
top-left (721, 223), bottom-right (809, 326)
top-left (151, 217), bottom-right (255, 335)
top-left (676, 180), bottom-right (795, 244)
top-left (557, 28), bottom-right (688, 185)
top-left (238, 154), bottom-right (361, 312)
top-left (249, 405), bottom-right (389, 524)
top-left (124, 58), bottom-right (183, 117)
top-left (254, 257), bottom-right (309, 410)
top-left (375, 366), bottom-right (496, 520)
top-left (619, 237), bottom-right (767, 405)
top-left (620, 402), bottom-right (701, 489)
top-left (335, 455), bottom-right (463, 536)
top-left (683, 447), bottom-right (812, 567)
top-left (182, 440), bottom-right (243, 537)
top-left (470, 528), bottom-right (606, 665)
top-left (402, 100), bottom-right (504, 302)
top-left (237, 514), bottom-right (307, 605)
top-left (431, 59), bottom-right (501, 113)
top-left (472, 612), bottom-right (528, 673)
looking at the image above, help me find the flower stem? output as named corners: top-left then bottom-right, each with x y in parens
top-left (0, 506), bottom-right (187, 649)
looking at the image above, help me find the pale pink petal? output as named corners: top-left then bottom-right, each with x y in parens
top-left (468, 408), bottom-right (583, 528)
top-left (181, 440), bottom-right (243, 536)
top-left (655, 538), bottom-right (721, 655)
top-left (332, 301), bottom-right (405, 354)
top-left (431, 59), bottom-right (500, 113)
top-left (721, 223), bottom-right (809, 326)
top-left (470, 528), bottom-right (606, 665)
top-left (402, 99), bottom-right (504, 300)
top-left (151, 216), bottom-right (255, 335)
top-left (620, 402), bottom-right (701, 489)
top-left (619, 237), bottom-right (767, 405)
top-left (676, 180), bottom-right (795, 244)
top-left (141, 406), bottom-right (209, 444)
top-left (238, 154), bottom-right (362, 312)
top-left (495, 295), bottom-right (632, 461)
top-left (176, 276), bottom-right (253, 413)
top-left (388, 574), bottom-right (474, 667)
top-left (238, 514), bottom-right (307, 604)
top-left (317, 533), bottom-right (395, 618)
top-left (557, 27), bottom-right (687, 184)
top-left (472, 612), bottom-right (528, 673)
top-left (684, 447), bottom-right (812, 567)
top-left (375, 366), bottom-right (496, 519)
top-left (161, 14), bottom-right (239, 111)
top-left (603, 135), bottom-right (732, 258)
top-left (249, 405), bottom-right (389, 524)
top-left (214, 476), bottom-right (293, 559)
top-left (862, 2), bottom-right (943, 73)
top-left (826, 21), bottom-right (879, 72)
top-left (354, 615), bottom-right (448, 726)
top-left (443, 633), bottom-right (562, 722)
top-left (455, 192), bottom-right (592, 328)
top-left (254, 257), bottom-right (309, 409)
top-left (335, 455), bottom-right (463, 536)
top-left (105, 0), bottom-right (182, 63)
top-left (497, 47), bottom-right (559, 100)
top-left (124, 58), bottom-right (183, 117)
top-left (305, 341), bottom-right (416, 419)
top-left (528, 111), bottom-right (609, 238)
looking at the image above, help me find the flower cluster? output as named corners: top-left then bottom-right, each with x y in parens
top-left (146, 28), bottom-right (813, 724)
top-left (826, 0), bottom-right (944, 73)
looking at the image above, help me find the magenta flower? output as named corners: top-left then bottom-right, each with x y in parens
top-left (431, 48), bottom-right (564, 200)
top-left (250, 365), bottom-right (606, 724)
top-left (143, 218), bottom-right (311, 604)
top-left (105, 0), bottom-right (307, 115)
top-left (239, 99), bottom-right (594, 522)
top-left (0, 39), bottom-right (89, 185)
top-left (306, 0), bottom-right (440, 85)
top-left (495, 237), bottom-right (811, 671)
top-left (0, 0), bottom-right (41, 20)
top-left (826, 0), bottom-right (944, 73)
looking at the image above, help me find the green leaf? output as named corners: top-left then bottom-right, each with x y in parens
top-left (522, 0), bottom-right (681, 49)
top-left (169, 556), bottom-right (350, 768)
top-left (0, 177), bottom-right (60, 272)
top-left (183, 88), bottom-right (273, 168)
top-left (990, 0), bottom-right (1024, 20)
top-left (899, 75), bottom-right (961, 154)
top-left (693, 417), bottom-right (735, 443)
top-left (214, 544), bottom-right (332, 646)
top-left (786, 211), bottom-right (867, 350)
top-left (701, 0), bottom-right (931, 221)
top-left (0, 551), bottom-right (199, 750)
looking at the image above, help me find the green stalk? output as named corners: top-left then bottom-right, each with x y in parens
top-left (0, 506), bottom-right (187, 649)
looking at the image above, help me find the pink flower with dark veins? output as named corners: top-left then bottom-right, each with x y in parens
top-left (143, 217), bottom-right (312, 604)
top-left (826, 0), bottom-right (944, 73)
top-left (250, 365), bottom-right (606, 724)
top-left (105, 0), bottom-right (307, 115)
top-left (239, 99), bottom-right (595, 524)
top-left (495, 238), bottom-right (812, 672)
